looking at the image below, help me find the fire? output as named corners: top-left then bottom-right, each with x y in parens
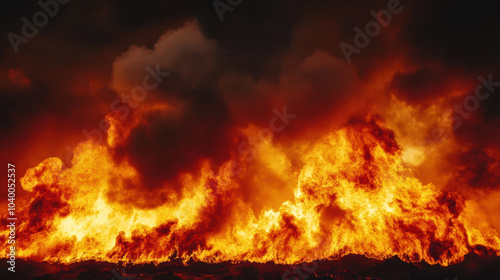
top-left (2, 106), bottom-right (500, 266)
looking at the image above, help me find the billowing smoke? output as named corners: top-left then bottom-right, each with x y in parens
top-left (105, 21), bottom-right (363, 207)
top-left (1, 0), bottom-right (500, 266)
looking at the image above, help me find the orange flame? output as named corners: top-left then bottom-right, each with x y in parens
top-left (2, 108), bottom-right (500, 266)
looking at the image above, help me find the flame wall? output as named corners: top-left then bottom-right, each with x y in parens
top-left (1, 0), bottom-right (500, 267)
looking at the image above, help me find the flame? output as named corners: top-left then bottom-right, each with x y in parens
top-left (2, 105), bottom-right (500, 266)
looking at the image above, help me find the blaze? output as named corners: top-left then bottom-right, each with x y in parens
top-left (2, 104), bottom-right (500, 266)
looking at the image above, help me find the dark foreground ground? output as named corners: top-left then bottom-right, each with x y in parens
top-left (1, 253), bottom-right (499, 280)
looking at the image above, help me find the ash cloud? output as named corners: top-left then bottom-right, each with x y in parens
top-left (108, 20), bottom-right (362, 196)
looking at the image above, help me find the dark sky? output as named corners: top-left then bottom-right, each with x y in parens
top-left (1, 1), bottom-right (500, 267)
